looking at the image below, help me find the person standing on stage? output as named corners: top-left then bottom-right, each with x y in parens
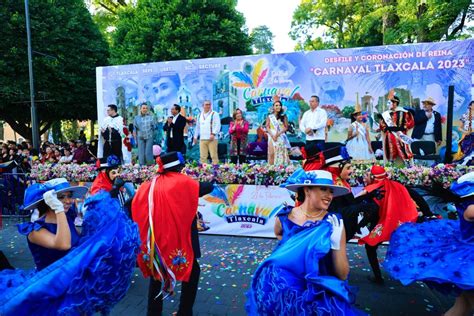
top-left (412, 97), bottom-right (442, 145)
top-left (229, 108), bottom-right (249, 164)
top-left (164, 104), bottom-right (187, 156)
top-left (100, 104), bottom-right (124, 163)
top-left (193, 100), bottom-right (221, 164)
top-left (378, 95), bottom-right (415, 165)
top-left (299, 95), bottom-right (327, 151)
top-left (133, 103), bottom-right (156, 165)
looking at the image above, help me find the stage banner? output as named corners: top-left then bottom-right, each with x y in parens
top-left (198, 184), bottom-right (294, 237)
top-left (97, 40), bottom-right (473, 160)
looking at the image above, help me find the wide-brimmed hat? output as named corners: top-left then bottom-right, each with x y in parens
top-left (21, 178), bottom-right (88, 211)
top-left (421, 97), bottom-right (436, 105)
top-left (97, 155), bottom-right (120, 170)
top-left (281, 168), bottom-right (350, 197)
top-left (322, 146), bottom-right (352, 167)
top-left (351, 103), bottom-right (362, 116)
top-left (156, 151), bottom-right (185, 173)
top-left (451, 172), bottom-right (474, 198)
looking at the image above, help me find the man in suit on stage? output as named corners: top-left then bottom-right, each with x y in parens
top-left (164, 104), bottom-right (187, 156)
top-left (412, 97), bottom-right (442, 146)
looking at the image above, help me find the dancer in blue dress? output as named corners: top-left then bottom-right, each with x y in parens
top-left (384, 171), bottom-right (474, 316)
top-left (0, 178), bottom-right (140, 315)
top-left (246, 169), bottom-right (365, 315)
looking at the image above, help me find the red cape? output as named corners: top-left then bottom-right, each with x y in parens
top-left (132, 172), bottom-right (199, 282)
top-left (90, 171), bottom-right (112, 195)
top-left (359, 179), bottom-right (418, 246)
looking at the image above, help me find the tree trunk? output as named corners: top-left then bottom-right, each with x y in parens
top-left (3, 112), bottom-right (53, 142)
top-left (416, 3), bottom-right (428, 42)
top-left (382, 0), bottom-right (399, 44)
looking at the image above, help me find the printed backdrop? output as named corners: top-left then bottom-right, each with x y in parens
top-left (96, 40), bottom-right (474, 158)
top-left (198, 184), bottom-right (294, 237)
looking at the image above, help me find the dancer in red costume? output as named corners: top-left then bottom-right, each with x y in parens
top-left (301, 142), bottom-right (324, 171)
top-left (356, 165), bottom-right (418, 284)
top-left (132, 151), bottom-right (212, 316)
top-left (90, 155), bottom-right (121, 195)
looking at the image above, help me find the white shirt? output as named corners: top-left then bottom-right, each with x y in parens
top-left (299, 107), bottom-right (328, 141)
top-left (170, 114), bottom-right (180, 139)
top-left (424, 113), bottom-right (435, 134)
top-left (195, 111), bottom-right (221, 140)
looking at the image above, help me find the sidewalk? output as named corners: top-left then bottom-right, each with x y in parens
top-left (1, 218), bottom-right (452, 315)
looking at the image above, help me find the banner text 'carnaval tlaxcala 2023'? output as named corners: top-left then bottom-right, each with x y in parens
top-left (96, 39), bottom-right (473, 158)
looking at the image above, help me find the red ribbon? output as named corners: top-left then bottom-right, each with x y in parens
top-left (155, 157), bottom-right (164, 173)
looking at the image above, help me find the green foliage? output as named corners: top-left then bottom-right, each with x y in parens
top-left (250, 25), bottom-right (274, 54)
top-left (342, 106), bottom-right (355, 119)
top-left (61, 120), bottom-right (80, 142)
top-left (290, 0), bottom-right (383, 49)
top-left (0, 0), bottom-right (109, 139)
top-left (51, 120), bottom-right (62, 144)
top-left (290, 0), bottom-right (473, 49)
top-left (110, 0), bottom-right (252, 65)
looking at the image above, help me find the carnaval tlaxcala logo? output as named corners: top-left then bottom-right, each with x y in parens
top-left (203, 185), bottom-right (283, 225)
top-left (231, 58), bottom-right (300, 105)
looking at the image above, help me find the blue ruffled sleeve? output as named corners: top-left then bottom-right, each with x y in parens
top-left (17, 221), bottom-right (45, 236)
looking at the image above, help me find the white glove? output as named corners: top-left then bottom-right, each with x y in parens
top-left (354, 226), bottom-right (370, 239)
top-left (327, 214), bottom-right (344, 250)
top-left (43, 190), bottom-right (65, 214)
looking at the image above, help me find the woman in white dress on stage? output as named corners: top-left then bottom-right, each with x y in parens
top-left (346, 104), bottom-right (374, 161)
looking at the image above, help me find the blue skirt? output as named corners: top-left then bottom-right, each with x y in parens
top-left (0, 193), bottom-right (140, 315)
top-left (384, 219), bottom-right (474, 295)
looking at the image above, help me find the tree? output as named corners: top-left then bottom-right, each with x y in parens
top-left (110, 0), bottom-right (252, 65)
top-left (290, 0), bottom-right (383, 50)
top-left (392, 0), bottom-right (473, 43)
top-left (250, 25), bottom-right (274, 54)
top-left (290, 0), bottom-right (473, 50)
top-left (90, 0), bottom-right (134, 44)
top-left (0, 0), bottom-right (109, 140)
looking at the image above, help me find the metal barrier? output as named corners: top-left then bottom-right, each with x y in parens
top-left (0, 173), bottom-right (31, 217)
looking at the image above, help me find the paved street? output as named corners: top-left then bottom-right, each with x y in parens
top-left (1, 217), bottom-right (452, 315)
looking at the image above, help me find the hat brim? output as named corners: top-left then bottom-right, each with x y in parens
top-left (284, 183), bottom-right (350, 197)
top-left (390, 98), bottom-right (399, 103)
top-left (22, 186), bottom-right (89, 211)
top-left (421, 100), bottom-right (436, 105)
top-left (98, 164), bottom-right (119, 171)
top-left (460, 192), bottom-right (474, 199)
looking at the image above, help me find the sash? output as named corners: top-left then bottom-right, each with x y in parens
top-left (269, 114), bottom-right (291, 149)
top-left (382, 111), bottom-right (414, 145)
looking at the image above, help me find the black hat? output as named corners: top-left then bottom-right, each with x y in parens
top-left (302, 142), bottom-right (322, 160)
top-left (322, 146), bottom-right (352, 167)
top-left (157, 151), bottom-right (185, 172)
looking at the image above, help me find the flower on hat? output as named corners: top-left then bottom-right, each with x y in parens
top-left (107, 155), bottom-right (120, 166)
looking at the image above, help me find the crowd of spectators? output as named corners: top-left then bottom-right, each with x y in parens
top-left (0, 137), bottom-right (98, 174)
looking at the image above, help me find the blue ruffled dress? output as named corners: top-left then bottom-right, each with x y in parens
top-left (384, 200), bottom-right (474, 294)
top-left (246, 206), bottom-right (364, 315)
top-left (0, 193), bottom-right (140, 316)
